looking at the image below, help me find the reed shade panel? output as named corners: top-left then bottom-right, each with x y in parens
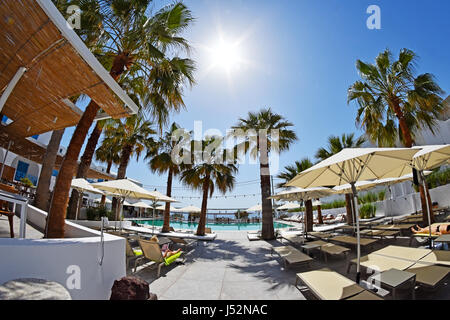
top-left (0, 0), bottom-right (130, 137)
top-left (0, 126), bottom-right (114, 181)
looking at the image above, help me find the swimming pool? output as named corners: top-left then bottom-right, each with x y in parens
top-left (131, 219), bottom-right (293, 231)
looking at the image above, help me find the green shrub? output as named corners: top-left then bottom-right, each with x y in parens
top-left (359, 203), bottom-right (376, 219)
top-left (86, 206), bottom-right (114, 221)
top-left (20, 177), bottom-right (34, 187)
top-left (358, 192), bottom-right (378, 204)
top-left (377, 190), bottom-right (386, 201)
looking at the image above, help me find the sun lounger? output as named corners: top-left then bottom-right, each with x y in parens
top-left (320, 243), bottom-right (351, 263)
top-left (347, 247), bottom-right (450, 291)
top-left (347, 253), bottom-right (416, 274)
top-left (309, 231), bottom-right (334, 240)
top-left (295, 268), bottom-right (382, 300)
top-left (373, 224), bottom-right (414, 236)
top-left (329, 235), bottom-right (377, 250)
top-left (405, 262), bottom-right (450, 289)
top-left (360, 229), bottom-right (399, 242)
top-left (418, 250), bottom-right (450, 266)
top-left (247, 232), bottom-right (261, 241)
top-left (281, 234), bottom-right (306, 246)
top-left (168, 237), bottom-right (197, 248)
top-left (374, 245), bottom-right (431, 261)
top-left (135, 239), bottom-right (184, 276)
top-left (271, 245), bottom-right (313, 269)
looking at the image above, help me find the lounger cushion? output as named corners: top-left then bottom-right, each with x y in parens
top-left (297, 268), bottom-right (364, 300)
top-left (374, 245), bottom-right (431, 261)
top-left (419, 250), bottom-right (450, 266)
top-left (164, 251), bottom-right (182, 266)
top-left (406, 263), bottom-right (450, 287)
top-left (352, 254), bottom-right (415, 272)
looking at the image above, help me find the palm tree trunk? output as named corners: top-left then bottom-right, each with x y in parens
top-left (259, 162), bottom-right (274, 240)
top-left (345, 193), bottom-right (353, 225)
top-left (67, 122), bottom-right (103, 219)
top-left (34, 129), bottom-right (65, 211)
top-left (304, 199), bottom-right (313, 232)
top-left (316, 198), bottom-right (323, 224)
top-left (391, 100), bottom-right (414, 148)
top-left (100, 161), bottom-right (113, 206)
top-left (196, 176), bottom-right (209, 236)
top-left (162, 168), bottom-right (173, 232)
top-left (392, 100), bottom-right (434, 226)
top-left (45, 101), bottom-right (100, 238)
top-left (113, 144), bottom-right (133, 219)
top-left (45, 53), bottom-right (131, 238)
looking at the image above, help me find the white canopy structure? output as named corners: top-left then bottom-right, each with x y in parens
top-left (286, 147), bottom-right (419, 283)
top-left (156, 205), bottom-right (181, 211)
top-left (180, 205), bottom-right (202, 213)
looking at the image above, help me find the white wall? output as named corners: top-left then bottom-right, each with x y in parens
top-left (0, 205), bottom-right (126, 300)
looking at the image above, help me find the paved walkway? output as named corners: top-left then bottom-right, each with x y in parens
top-left (132, 231), bottom-right (307, 300)
top-left (131, 229), bottom-right (450, 300)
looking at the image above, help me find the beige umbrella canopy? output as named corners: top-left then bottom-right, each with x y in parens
top-left (91, 179), bottom-right (163, 200)
top-left (286, 148), bottom-right (419, 189)
top-left (246, 204), bottom-right (262, 212)
top-left (410, 145), bottom-right (450, 240)
top-left (277, 202), bottom-right (301, 210)
top-left (71, 178), bottom-right (104, 195)
top-left (131, 201), bottom-right (152, 209)
top-left (156, 205), bottom-right (181, 211)
top-left (269, 187), bottom-right (333, 201)
top-left (94, 197), bottom-right (112, 204)
top-left (180, 205), bottom-right (202, 213)
top-left (286, 147), bottom-right (419, 283)
top-left (71, 178), bottom-right (104, 220)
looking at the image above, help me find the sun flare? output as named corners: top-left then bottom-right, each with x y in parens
top-left (209, 38), bottom-right (242, 73)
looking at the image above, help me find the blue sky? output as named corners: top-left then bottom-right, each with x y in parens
top-left (60, 0), bottom-right (450, 210)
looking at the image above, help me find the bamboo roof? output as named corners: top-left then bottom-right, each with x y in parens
top-left (0, 0), bottom-right (138, 137)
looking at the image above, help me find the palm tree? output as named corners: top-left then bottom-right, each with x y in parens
top-left (104, 114), bottom-right (155, 219)
top-left (94, 132), bottom-right (121, 205)
top-left (348, 48), bottom-right (445, 223)
top-left (46, 1), bottom-right (195, 238)
top-left (315, 133), bottom-right (366, 225)
top-left (34, 128), bottom-right (65, 211)
top-left (180, 139), bottom-right (237, 236)
top-left (233, 108), bottom-right (297, 240)
top-left (147, 123), bottom-right (191, 232)
top-left (276, 158), bottom-right (317, 227)
top-left (68, 2), bottom-right (195, 222)
top-left (315, 133), bottom-right (366, 160)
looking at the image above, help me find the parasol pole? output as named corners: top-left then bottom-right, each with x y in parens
top-left (351, 182), bottom-right (361, 284)
top-left (420, 170), bottom-right (433, 249)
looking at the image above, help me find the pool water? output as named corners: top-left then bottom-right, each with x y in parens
top-left (132, 219), bottom-right (292, 231)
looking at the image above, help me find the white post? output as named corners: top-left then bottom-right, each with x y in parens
top-left (0, 67), bottom-right (27, 113)
top-left (19, 201), bottom-right (28, 238)
top-left (351, 183), bottom-right (361, 284)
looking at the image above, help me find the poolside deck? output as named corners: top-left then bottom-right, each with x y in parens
top-left (130, 229), bottom-right (450, 300)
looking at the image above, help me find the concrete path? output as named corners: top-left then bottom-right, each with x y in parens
top-left (132, 231), bottom-right (307, 300)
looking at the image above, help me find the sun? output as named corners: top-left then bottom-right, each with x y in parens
top-left (208, 38), bottom-right (242, 73)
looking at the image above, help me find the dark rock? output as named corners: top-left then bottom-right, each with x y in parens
top-left (110, 276), bottom-right (156, 300)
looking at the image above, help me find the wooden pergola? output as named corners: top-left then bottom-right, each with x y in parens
top-left (0, 0), bottom-right (138, 137)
